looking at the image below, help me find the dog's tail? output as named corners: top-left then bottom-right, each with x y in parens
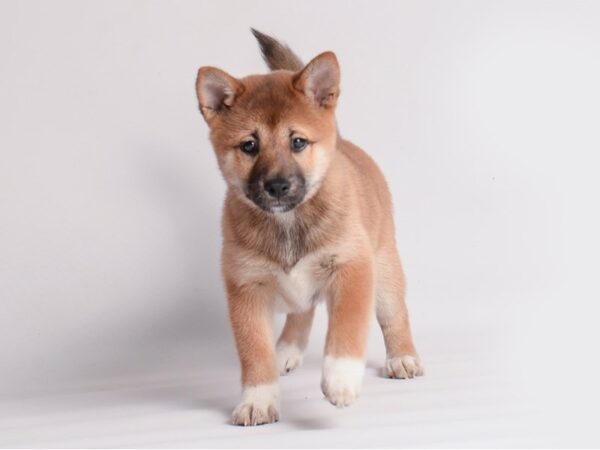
top-left (251, 28), bottom-right (304, 72)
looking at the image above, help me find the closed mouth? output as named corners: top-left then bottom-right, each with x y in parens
top-left (241, 190), bottom-right (301, 213)
top-left (258, 198), bottom-right (301, 213)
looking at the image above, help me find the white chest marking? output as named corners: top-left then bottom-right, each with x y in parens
top-left (274, 254), bottom-right (325, 313)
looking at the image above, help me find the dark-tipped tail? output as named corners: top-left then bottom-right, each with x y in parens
top-left (251, 28), bottom-right (304, 72)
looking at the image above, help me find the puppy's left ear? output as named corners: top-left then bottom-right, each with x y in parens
top-left (293, 52), bottom-right (340, 109)
top-left (196, 66), bottom-right (244, 122)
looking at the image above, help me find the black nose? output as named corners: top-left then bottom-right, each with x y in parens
top-left (264, 177), bottom-right (290, 199)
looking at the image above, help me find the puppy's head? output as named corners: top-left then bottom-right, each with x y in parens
top-left (196, 52), bottom-right (340, 213)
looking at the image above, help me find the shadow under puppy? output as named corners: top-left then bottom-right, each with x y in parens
top-left (195, 29), bottom-right (423, 426)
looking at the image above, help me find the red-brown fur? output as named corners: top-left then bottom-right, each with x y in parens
top-left (195, 30), bottom-right (423, 426)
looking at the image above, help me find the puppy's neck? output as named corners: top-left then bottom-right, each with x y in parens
top-left (226, 167), bottom-right (346, 269)
top-left (272, 210), bottom-right (297, 230)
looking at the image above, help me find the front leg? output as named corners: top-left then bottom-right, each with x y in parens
top-left (226, 278), bottom-right (279, 426)
top-left (322, 255), bottom-right (375, 407)
top-left (276, 307), bottom-right (315, 375)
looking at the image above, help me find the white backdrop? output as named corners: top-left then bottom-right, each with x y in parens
top-left (1, 0), bottom-right (600, 447)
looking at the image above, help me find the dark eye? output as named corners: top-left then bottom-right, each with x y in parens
top-left (291, 137), bottom-right (308, 152)
top-left (240, 139), bottom-right (258, 155)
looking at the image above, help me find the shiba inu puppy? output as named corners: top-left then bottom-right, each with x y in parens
top-left (195, 29), bottom-right (423, 426)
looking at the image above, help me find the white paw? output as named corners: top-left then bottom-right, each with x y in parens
top-left (321, 356), bottom-right (365, 408)
top-left (277, 342), bottom-right (304, 375)
top-left (231, 383), bottom-right (280, 426)
top-left (384, 355), bottom-right (425, 379)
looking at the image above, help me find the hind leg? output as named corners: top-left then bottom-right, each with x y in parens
top-left (276, 307), bottom-right (315, 375)
top-left (376, 251), bottom-right (424, 379)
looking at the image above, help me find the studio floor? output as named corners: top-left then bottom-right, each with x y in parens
top-left (0, 331), bottom-right (572, 448)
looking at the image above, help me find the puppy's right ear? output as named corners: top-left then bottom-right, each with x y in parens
top-left (196, 67), bottom-right (244, 122)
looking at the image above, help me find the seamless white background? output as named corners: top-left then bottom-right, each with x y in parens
top-left (1, 0), bottom-right (600, 447)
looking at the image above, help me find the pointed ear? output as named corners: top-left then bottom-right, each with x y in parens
top-left (195, 67), bottom-right (244, 121)
top-left (293, 52), bottom-right (340, 108)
